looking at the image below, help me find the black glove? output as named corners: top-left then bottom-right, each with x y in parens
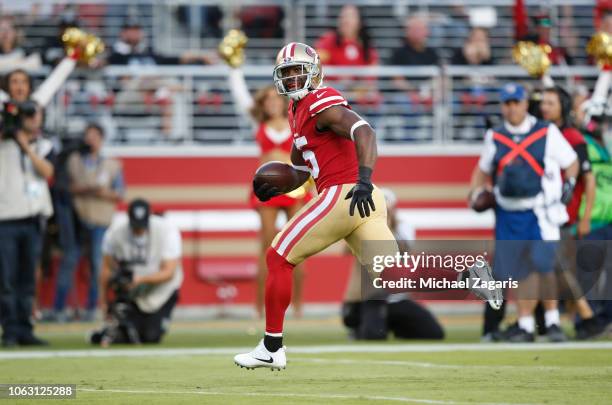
top-left (561, 177), bottom-right (576, 205)
top-left (253, 181), bottom-right (281, 202)
top-left (345, 166), bottom-right (375, 218)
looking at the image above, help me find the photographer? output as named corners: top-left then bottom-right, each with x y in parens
top-left (91, 199), bottom-right (183, 345)
top-left (52, 123), bottom-right (124, 322)
top-left (342, 188), bottom-right (445, 340)
top-left (0, 72), bottom-right (54, 346)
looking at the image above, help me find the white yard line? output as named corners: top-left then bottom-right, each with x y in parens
top-left (0, 342), bottom-right (611, 360)
top-left (291, 357), bottom-right (612, 371)
top-left (286, 341), bottom-right (612, 353)
top-left (291, 357), bottom-right (464, 369)
top-left (78, 388), bottom-right (539, 405)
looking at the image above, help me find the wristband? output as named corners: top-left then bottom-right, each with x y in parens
top-left (358, 166), bottom-right (373, 184)
top-left (292, 165), bottom-right (310, 173)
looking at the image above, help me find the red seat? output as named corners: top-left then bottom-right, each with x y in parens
top-left (196, 260), bottom-right (257, 282)
top-left (195, 259), bottom-right (257, 316)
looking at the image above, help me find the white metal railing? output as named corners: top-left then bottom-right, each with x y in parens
top-left (32, 65), bottom-right (601, 146)
top-left (445, 65), bottom-right (600, 141)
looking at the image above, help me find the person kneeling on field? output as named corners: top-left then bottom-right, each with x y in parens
top-left (89, 199), bottom-right (183, 346)
top-left (342, 188), bottom-right (444, 340)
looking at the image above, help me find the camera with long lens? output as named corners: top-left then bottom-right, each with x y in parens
top-left (108, 261), bottom-right (135, 300)
top-left (65, 137), bottom-right (92, 155)
top-left (0, 100), bottom-right (38, 140)
top-left (100, 261), bottom-right (141, 344)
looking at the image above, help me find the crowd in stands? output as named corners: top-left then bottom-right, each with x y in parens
top-left (0, 2), bottom-right (608, 143)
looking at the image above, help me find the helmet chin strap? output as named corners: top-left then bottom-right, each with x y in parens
top-left (288, 88), bottom-right (309, 100)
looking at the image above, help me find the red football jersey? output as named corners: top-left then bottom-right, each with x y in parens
top-left (288, 87), bottom-right (359, 192)
top-left (562, 127), bottom-right (587, 224)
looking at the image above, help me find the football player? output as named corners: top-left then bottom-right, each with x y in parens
top-left (234, 43), bottom-right (398, 370)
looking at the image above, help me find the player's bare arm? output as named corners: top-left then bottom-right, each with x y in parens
top-left (316, 105), bottom-right (377, 218)
top-left (253, 145), bottom-right (310, 202)
top-left (289, 142), bottom-right (306, 165)
top-left (287, 144), bottom-right (312, 188)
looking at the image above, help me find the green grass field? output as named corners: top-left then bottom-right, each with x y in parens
top-left (1, 317), bottom-right (611, 404)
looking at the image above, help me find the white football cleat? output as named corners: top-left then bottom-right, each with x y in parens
top-left (464, 262), bottom-right (504, 310)
top-left (234, 339), bottom-right (287, 370)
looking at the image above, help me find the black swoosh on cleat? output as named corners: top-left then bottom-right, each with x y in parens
top-left (254, 357), bottom-right (274, 364)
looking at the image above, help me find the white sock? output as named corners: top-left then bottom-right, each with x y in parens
top-left (544, 309), bottom-right (561, 328)
top-left (518, 316), bottom-right (535, 333)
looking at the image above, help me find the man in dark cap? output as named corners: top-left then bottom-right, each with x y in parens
top-left (90, 198), bottom-right (183, 345)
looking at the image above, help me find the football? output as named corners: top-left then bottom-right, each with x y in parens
top-left (470, 187), bottom-right (496, 212)
top-left (253, 161), bottom-right (300, 193)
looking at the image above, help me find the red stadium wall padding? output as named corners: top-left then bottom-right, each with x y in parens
top-left (122, 157), bottom-right (259, 185)
top-left (37, 254), bottom-right (354, 308)
top-left (116, 155), bottom-right (481, 213)
top-left (121, 156), bottom-right (478, 185)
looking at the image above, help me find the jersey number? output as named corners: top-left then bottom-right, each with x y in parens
top-left (294, 136), bottom-right (320, 179)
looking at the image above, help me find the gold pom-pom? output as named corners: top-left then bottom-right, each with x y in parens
top-left (512, 41), bottom-right (552, 77)
top-left (218, 29), bottom-right (248, 68)
top-left (587, 32), bottom-right (612, 69)
top-left (62, 27), bottom-right (105, 64)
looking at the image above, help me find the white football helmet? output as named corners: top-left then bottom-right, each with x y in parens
top-left (273, 42), bottom-right (323, 101)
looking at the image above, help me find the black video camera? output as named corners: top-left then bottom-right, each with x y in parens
top-left (108, 261), bottom-right (135, 301)
top-left (0, 99), bottom-right (38, 139)
top-left (102, 260), bottom-right (140, 344)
